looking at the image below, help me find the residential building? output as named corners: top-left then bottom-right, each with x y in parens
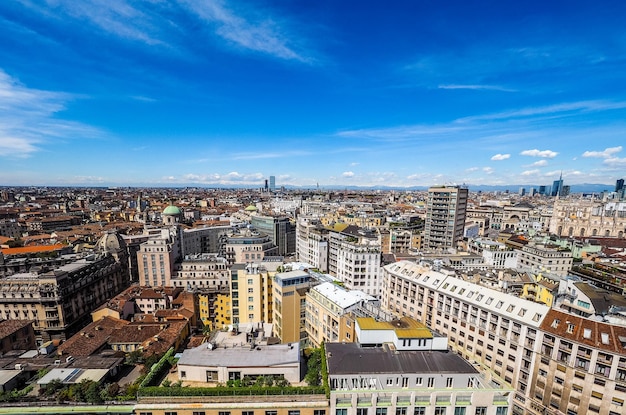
top-left (296, 217), bottom-right (330, 272)
top-left (0, 320), bottom-right (36, 352)
top-left (230, 262), bottom-right (278, 325)
top-left (225, 231), bottom-right (278, 265)
top-left (305, 282), bottom-right (377, 347)
top-left (531, 309), bottom-right (626, 415)
top-left (0, 249), bottom-right (129, 342)
top-left (424, 185), bottom-right (469, 250)
top-left (326, 337), bottom-right (512, 415)
top-left (381, 260), bottom-right (550, 413)
top-left (516, 243), bottom-right (573, 276)
top-left (273, 269), bottom-right (313, 343)
top-left (137, 225), bottom-right (182, 287)
top-left (171, 253), bottom-right (230, 290)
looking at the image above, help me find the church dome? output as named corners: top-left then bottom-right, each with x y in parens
top-left (244, 205), bottom-right (258, 212)
top-left (96, 231), bottom-right (126, 253)
top-left (163, 205), bottom-right (182, 215)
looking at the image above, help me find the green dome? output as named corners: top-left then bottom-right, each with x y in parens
top-left (163, 205), bottom-right (182, 215)
top-left (244, 205), bottom-right (258, 212)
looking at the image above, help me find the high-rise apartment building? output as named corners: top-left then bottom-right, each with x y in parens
top-left (424, 185), bottom-right (468, 250)
top-left (272, 269), bottom-right (313, 343)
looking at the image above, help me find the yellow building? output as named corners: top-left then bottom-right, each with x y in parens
top-left (305, 281), bottom-right (376, 348)
top-left (198, 289), bottom-right (231, 330)
top-left (522, 272), bottom-right (559, 306)
top-left (213, 292), bottom-right (232, 329)
top-left (231, 263), bottom-right (277, 325)
top-left (273, 270), bottom-right (313, 343)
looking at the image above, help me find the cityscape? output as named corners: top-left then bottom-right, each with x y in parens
top-left (2, 1), bottom-right (626, 415)
top-left (0, 180), bottom-right (626, 415)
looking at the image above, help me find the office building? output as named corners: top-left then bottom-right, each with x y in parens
top-left (269, 175), bottom-right (276, 193)
top-left (251, 214), bottom-right (296, 256)
top-left (424, 185), bottom-right (469, 250)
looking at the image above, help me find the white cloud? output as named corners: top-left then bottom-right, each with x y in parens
top-left (482, 167), bottom-right (494, 174)
top-left (179, 0), bottom-right (310, 62)
top-left (520, 149), bottom-right (558, 158)
top-left (531, 160), bottom-right (548, 167)
top-left (490, 153), bottom-right (510, 161)
top-left (349, 162), bottom-right (359, 166)
top-left (582, 146), bottom-right (622, 158)
top-left (465, 167), bottom-right (479, 172)
top-left (438, 84), bottom-right (515, 92)
top-left (521, 169), bottom-right (540, 176)
top-left (342, 171), bottom-right (355, 178)
top-left (604, 157), bottom-right (626, 167)
top-left (0, 69), bottom-right (103, 157)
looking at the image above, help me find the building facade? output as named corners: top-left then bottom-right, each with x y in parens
top-left (424, 186), bottom-right (469, 250)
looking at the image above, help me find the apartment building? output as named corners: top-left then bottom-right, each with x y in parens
top-left (273, 269), bottom-right (314, 343)
top-left (327, 319), bottom-right (512, 415)
top-left (532, 309), bottom-right (626, 415)
top-left (516, 243), bottom-right (573, 276)
top-left (224, 231), bottom-right (278, 265)
top-left (305, 282), bottom-right (376, 347)
top-left (171, 253), bottom-right (230, 290)
top-left (296, 217), bottom-right (330, 272)
top-left (230, 262), bottom-right (277, 325)
top-left (181, 225), bottom-right (231, 257)
top-left (381, 260), bottom-right (549, 414)
top-left (424, 186), bottom-right (468, 250)
top-left (0, 250), bottom-right (129, 342)
top-left (335, 238), bottom-right (382, 298)
top-left (137, 226), bottom-right (182, 287)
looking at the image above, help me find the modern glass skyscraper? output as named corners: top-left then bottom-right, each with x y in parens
top-left (269, 175), bottom-right (276, 192)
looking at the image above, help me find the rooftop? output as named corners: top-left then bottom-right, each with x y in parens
top-left (325, 342), bottom-right (477, 375)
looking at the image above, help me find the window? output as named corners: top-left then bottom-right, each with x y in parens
top-left (265, 412), bottom-right (278, 415)
top-left (475, 408), bottom-right (487, 415)
top-left (336, 410), bottom-right (347, 415)
top-left (414, 408), bottom-right (425, 415)
top-left (192, 412), bottom-right (206, 415)
top-left (243, 412), bottom-right (254, 415)
top-left (140, 413), bottom-right (153, 415)
top-left (416, 377), bottom-right (423, 386)
top-left (427, 377), bottom-right (435, 388)
top-left (288, 411), bottom-right (300, 415)
top-left (165, 412), bottom-right (178, 415)
top-left (357, 409), bottom-right (369, 415)
top-left (180, 371), bottom-right (186, 378)
top-left (495, 409), bottom-right (508, 415)
top-left (446, 377), bottom-right (453, 388)
top-left (396, 408), bottom-right (407, 415)
top-left (315, 411), bottom-right (326, 415)
top-left (434, 408), bottom-right (446, 415)
top-left (218, 412), bottom-right (231, 415)
top-left (454, 409), bottom-right (466, 415)
top-left (375, 409), bottom-right (387, 415)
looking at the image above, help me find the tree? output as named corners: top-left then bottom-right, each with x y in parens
top-left (304, 348), bottom-right (322, 386)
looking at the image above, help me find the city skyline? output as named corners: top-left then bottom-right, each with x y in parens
top-left (2, 1), bottom-right (626, 188)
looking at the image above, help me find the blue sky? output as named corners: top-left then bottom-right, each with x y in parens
top-left (1, 0), bottom-right (626, 188)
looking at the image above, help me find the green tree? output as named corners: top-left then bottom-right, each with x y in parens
top-left (305, 348), bottom-right (322, 386)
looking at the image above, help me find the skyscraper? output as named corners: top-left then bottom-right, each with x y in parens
top-left (269, 175), bottom-right (276, 192)
top-left (551, 172), bottom-right (563, 197)
top-left (424, 185), bottom-right (468, 250)
top-left (616, 178), bottom-right (624, 193)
